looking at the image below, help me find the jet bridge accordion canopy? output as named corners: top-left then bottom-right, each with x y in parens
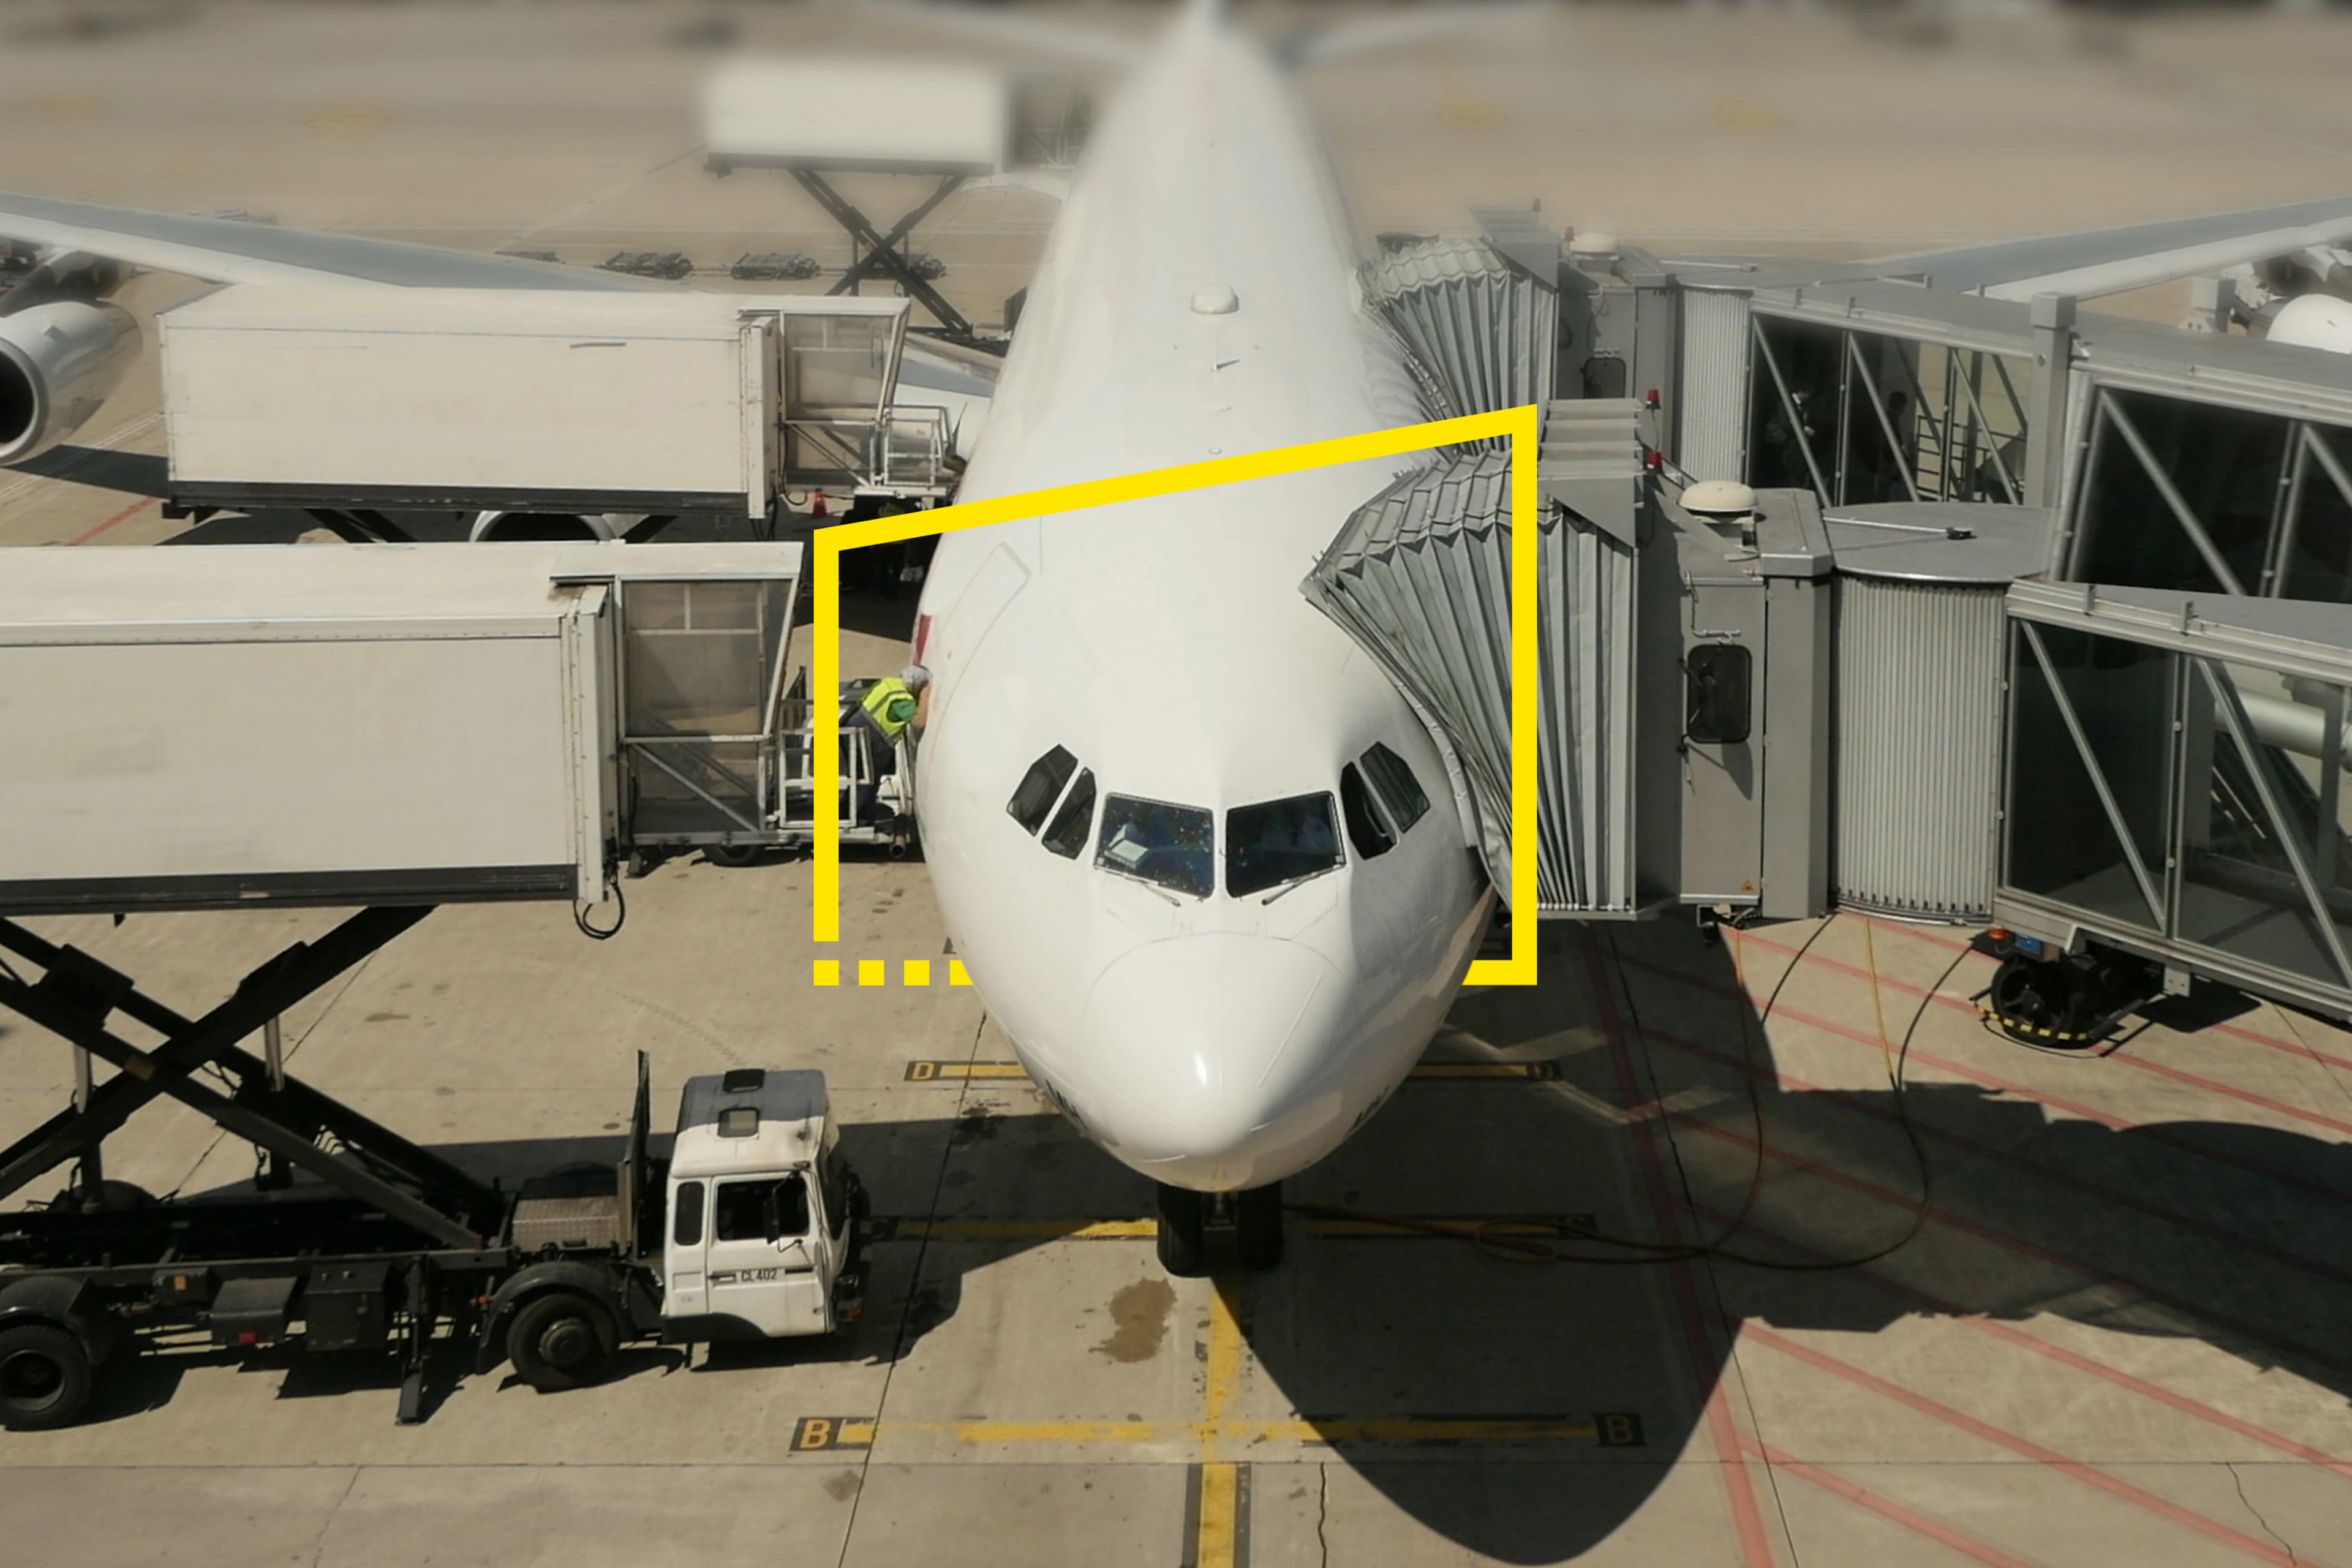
top-left (1302, 402), bottom-right (1646, 916)
top-left (1363, 236), bottom-right (1557, 446)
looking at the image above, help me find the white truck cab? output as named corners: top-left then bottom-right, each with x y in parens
top-left (662, 1068), bottom-right (866, 1342)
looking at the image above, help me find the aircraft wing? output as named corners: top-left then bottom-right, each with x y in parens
top-left (1871, 194), bottom-right (2352, 301)
top-left (1282, 0), bottom-right (1554, 67)
top-left (0, 189), bottom-right (650, 292)
top-left (846, 0), bottom-right (1143, 67)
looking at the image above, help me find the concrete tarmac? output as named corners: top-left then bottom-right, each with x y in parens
top-left (7, 3), bottom-right (2352, 1564)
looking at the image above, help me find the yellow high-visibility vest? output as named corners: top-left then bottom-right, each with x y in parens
top-left (859, 678), bottom-right (920, 741)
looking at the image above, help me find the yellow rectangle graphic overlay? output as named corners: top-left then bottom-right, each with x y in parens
top-left (812, 407), bottom-right (1539, 986)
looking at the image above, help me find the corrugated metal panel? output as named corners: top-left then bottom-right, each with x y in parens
top-left (1833, 577), bottom-right (2005, 919)
top-left (1302, 417), bottom-right (1642, 915)
top-left (1363, 238), bottom-right (1555, 449)
top-left (1678, 287), bottom-right (1751, 483)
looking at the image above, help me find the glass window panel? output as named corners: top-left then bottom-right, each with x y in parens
top-left (1227, 793), bottom-right (1343, 897)
top-left (1839, 334), bottom-right (1919, 507)
top-left (1947, 349), bottom-right (2032, 505)
top-left (1747, 317), bottom-right (1841, 497)
top-left (1095, 795), bottom-right (1214, 899)
top-left (1340, 764), bottom-right (1396, 860)
top-left (2003, 625), bottom-right (2171, 931)
top-left (784, 315), bottom-right (892, 411)
top-left (684, 581), bottom-right (761, 631)
top-left (1041, 769), bottom-right (1096, 859)
top-left (715, 1174), bottom-right (809, 1242)
top-left (1685, 645), bottom-right (1752, 745)
top-left (1360, 743), bottom-right (1431, 833)
top-left (624, 582), bottom-right (767, 736)
top-left (671, 1181), bottom-right (704, 1248)
top-left (1006, 747), bottom-right (1079, 834)
top-left (2176, 660), bottom-right (2345, 986)
top-left (2281, 426), bottom-right (2352, 605)
top-left (2075, 390), bottom-right (2284, 594)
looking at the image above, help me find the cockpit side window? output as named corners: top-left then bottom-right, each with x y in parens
top-left (1338, 764), bottom-right (1396, 860)
top-left (1041, 769), bottom-right (1096, 859)
top-left (1095, 795), bottom-right (1215, 898)
top-left (1227, 793), bottom-right (1343, 897)
top-left (1007, 746), bottom-right (1079, 834)
top-left (1359, 742), bottom-right (1431, 834)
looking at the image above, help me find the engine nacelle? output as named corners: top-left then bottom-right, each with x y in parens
top-left (0, 300), bottom-right (140, 466)
top-left (2270, 293), bottom-right (2352, 356)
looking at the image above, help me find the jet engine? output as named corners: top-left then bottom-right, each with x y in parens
top-left (2269, 293), bottom-right (2352, 356)
top-left (0, 300), bottom-right (140, 466)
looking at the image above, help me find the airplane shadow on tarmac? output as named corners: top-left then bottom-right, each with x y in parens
top-left (97, 919), bottom-right (2352, 1561)
top-left (823, 918), bottom-right (2352, 1564)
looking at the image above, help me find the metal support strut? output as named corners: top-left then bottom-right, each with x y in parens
top-left (789, 168), bottom-right (978, 343)
top-left (0, 908), bottom-right (501, 1246)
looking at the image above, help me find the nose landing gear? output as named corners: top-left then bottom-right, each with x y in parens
top-left (1154, 1181), bottom-right (1284, 1277)
top-left (1156, 1184), bottom-right (1205, 1276)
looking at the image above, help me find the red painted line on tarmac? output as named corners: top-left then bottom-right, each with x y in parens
top-left (1737, 930), bottom-right (2352, 1143)
top-left (1856, 916), bottom-right (2352, 1078)
top-left (1660, 1091), bottom-right (2352, 1385)
top-left (1616, 948), bottom-right (2352, 1213)
top-left (1694, 1198), bottom-right (2352, 1484)
top-left (1742, 1324), bottom-right (2319, 1568)
top-left (1734, 1433), bottom-right (2042, 1568)
top-left (1659, 1011), bottom-right (2352, 1294)
top-left (1584, 930), bottom-right (1777, 1568)
top-left (66, 496), bottom-right (156, 546)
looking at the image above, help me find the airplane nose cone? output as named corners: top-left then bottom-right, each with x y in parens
top-left (1074, 934), bottom-right (1346, 1188)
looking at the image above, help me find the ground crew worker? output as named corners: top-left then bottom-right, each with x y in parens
top-left (854, 665), bottom-right (930, 743)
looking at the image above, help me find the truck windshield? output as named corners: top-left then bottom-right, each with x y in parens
top-left (1095, 795), bottom-right (1214, 898)
top-left (715, 1174), bottom-right (810, 1242)
top-left (1227, 793), bottom-right (1343, 897)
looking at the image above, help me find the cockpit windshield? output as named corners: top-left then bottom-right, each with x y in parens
top-left (1226, 793), bottom-right (1343, 897)
top-left (1095, 795), bottom-right (1215, 898)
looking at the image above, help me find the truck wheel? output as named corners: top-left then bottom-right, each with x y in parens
top-left (507, 1292), bottom-right (612, 1393)
top-left (0, 1324), bottom-right (93, 1431)
top-left (1155, 1183), bottom-right (1207, 1278)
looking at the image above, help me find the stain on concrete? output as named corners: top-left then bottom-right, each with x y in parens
top-left (823, 1470), bottom-right (861, 1502)
top-left (1093, 1278), bottom-right (1175, 1363)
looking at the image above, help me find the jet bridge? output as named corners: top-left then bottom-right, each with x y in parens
top-left (1306, 408), bottom-right (2052, 927)
top-left (1327, 196), bottom-right (2352, 1028)
top-left (1996, 583), bottom-right (2352, 1027)
top-left (0, 541), bottom-right (809, 915)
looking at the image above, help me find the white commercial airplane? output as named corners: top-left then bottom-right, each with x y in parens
top-left (906, 1), bottom-right (1491, 1270)
top-left (7, 0), bottom-right (2352, 1275)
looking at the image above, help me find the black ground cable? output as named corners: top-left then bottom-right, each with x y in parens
top-left (1287, 914), bottom-right (1962, 1273)
top-left (575, 880), bottom-right (626, 941)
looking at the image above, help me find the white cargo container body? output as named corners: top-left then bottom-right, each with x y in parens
top-left (158, 287), bottom-right (908, 519)
top-left (0, 541), bottom-right (799, 914)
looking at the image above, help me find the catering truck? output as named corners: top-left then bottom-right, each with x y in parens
top-left (0, 1057), bottom-right (868, 1431)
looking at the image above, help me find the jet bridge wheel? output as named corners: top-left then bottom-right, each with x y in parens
top-left (1988, 950), bottom-right (2156, 1049)
top-left (1155, 1183), bottom-right (1207, 1278)
top-left (0, 1324), bottom-right (92, 1431)
top-left (507, 1291), bottom-right (614, 1393)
